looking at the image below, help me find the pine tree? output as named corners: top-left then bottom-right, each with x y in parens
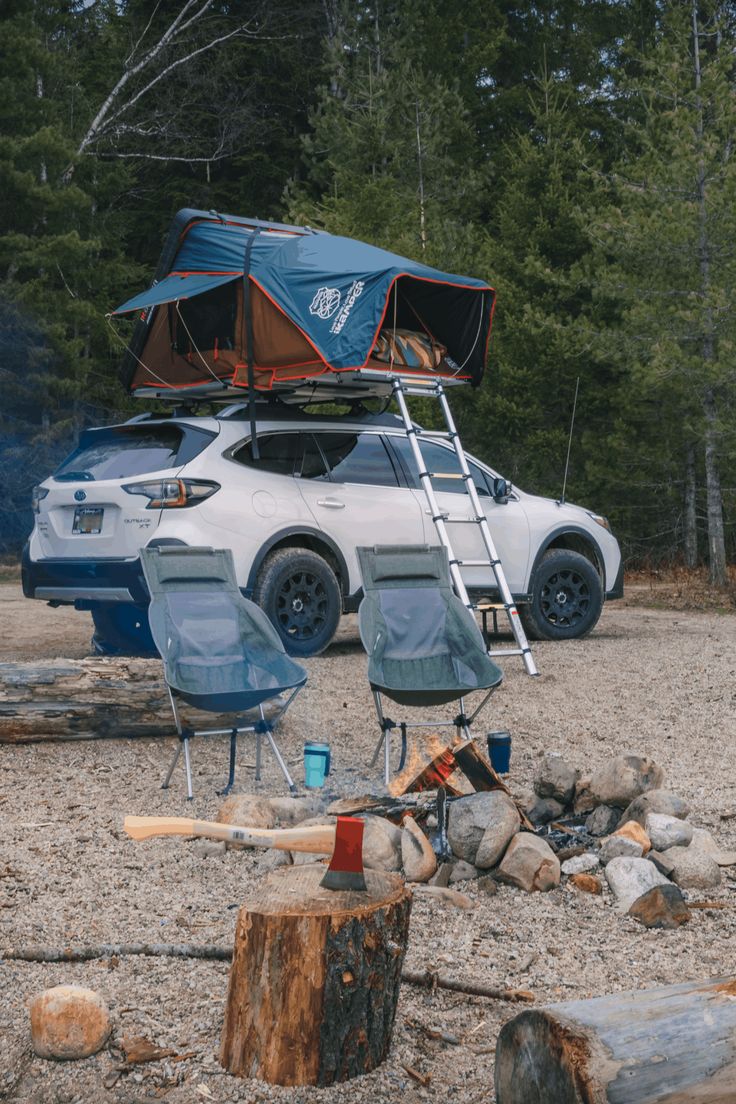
top-left (594, 1), bottom-right (736, 584)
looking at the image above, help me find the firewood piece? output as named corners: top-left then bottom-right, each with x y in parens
top-left (452, 739), bottom-right (509, 794)
top-left (0, 658), bottom-right (233, 743)
top-left (389, 739), bottom-right (463, 797)
top-left (403, 1064), bottom-right (431, 1087)
top-left (220, 863), bottom-right (411, 1086)
top-left (495, 976), bottom-right (736, 1103)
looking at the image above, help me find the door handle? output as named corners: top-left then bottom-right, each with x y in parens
top-left (317, 497), bottom-right (345, 509)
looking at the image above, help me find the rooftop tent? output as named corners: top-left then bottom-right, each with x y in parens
top-left (114, 209), bottom-right (495, 396)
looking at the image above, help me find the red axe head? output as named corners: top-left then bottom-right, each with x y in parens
top-left (320, 816), bottom-right (367, 892)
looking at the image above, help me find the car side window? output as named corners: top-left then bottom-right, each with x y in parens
top-left (388, 436), bottom-right (490, 496)
top-left (230, 432), bottom-right (302, 475)
top-left (302, 432), bottom-right (400, 487)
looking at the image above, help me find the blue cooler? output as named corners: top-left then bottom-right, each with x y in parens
top-left (487, 731), bottom-right (512, 774)
top-left (304, 742), bottom-right (331, 788)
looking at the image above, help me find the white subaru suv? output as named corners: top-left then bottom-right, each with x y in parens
top-left (23, 402), bottom-right (623, 656)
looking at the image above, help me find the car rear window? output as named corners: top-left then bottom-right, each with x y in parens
top-left (53, 424), bottom-right (214, 481)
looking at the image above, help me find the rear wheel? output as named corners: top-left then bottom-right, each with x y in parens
top-left (253, 547), bottom-right (341, 657)
top-left (520, 549), bottom-right (603, 641)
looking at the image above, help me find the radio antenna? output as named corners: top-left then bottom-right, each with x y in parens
top-left (559, 376), bottom-right (580, 506)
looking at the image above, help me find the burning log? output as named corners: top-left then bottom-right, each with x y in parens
top-left (495, 976), bottom-right (736, 1103)
top-left (388, 736), bottom-right (467, 797)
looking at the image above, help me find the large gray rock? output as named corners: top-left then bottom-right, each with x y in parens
top-left (496, 833), bottom-right (560, 893)
top-left (401, 817), bottom-right (437, 883)
top-left (573, 777), bottom-right (598, 814)
top-left (599, 836), bottom-right (644, 865)
top-left (561, 852), bottom-right (600, 876)
top-left (534, 753), bottom-right (579, 806)
top-left (360, 815), bottom-right (403, 872)
top-left (617, 789), bottom-right (690, 829)
top-left (667, 844), bottom-right (722, 890)
top-left (604, 856), bottom-right (670, 912)
top-left (645, 813), bottom-right (694, 852)
top-left (269, 794), bottom-right (327, 826)
top-left (524, 796), bottom-right (566, 826)
top-left (590, 755), bottom-right (664, 808)
top-left (449, 860), bottom-right (479, 884)
top-left (586, 804), bottom-right (620, 837)
top-left (448, 792), bottom-right (519, 866)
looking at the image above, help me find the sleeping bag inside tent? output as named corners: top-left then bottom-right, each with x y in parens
top-left (113, 210), bottom-right (496, 397)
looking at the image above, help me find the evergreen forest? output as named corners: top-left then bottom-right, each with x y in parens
top-left (1, 0), bottom-right (735, 585)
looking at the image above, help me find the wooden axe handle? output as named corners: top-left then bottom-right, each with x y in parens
top-left (124, 816), bottom-right (336, 854)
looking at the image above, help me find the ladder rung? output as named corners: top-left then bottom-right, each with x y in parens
top-left (428, 472), bottom-right (465, 480)
top-left (454, 559), bottom-right (494, 567)
top-left (487, 648), bottom-right (527, 658)
top-left (443, 516), bottom-right (480, 524)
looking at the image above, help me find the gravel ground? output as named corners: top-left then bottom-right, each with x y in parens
top-left (1, 585), bottom-right (736, 1103)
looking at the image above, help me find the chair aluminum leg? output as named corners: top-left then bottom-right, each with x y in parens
top-left (182, 737), bottom-right (193, 802)
top-left (255, 728), bottom-right (262, 782)
top-left (263, 728), bottom-right (297, 794)
top-left (162, 742), bottom-right (182, 791)
top-left (218, 729), bottom-right (237, 797)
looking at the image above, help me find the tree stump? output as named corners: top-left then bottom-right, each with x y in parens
top-left (220, 863), bottom-right (411, 1086)
top-left (495, 976), bottom-right (736, 1103)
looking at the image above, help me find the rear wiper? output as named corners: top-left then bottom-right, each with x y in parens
top-left (54, 470), bottom-right (95, 482)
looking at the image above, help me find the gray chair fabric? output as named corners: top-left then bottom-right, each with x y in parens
top-left (140, 546), bottom-right (306, 796)
top-left (142, 546), bottom-right (306, 712)
top-left (357, 545), bottom-right (503, 706)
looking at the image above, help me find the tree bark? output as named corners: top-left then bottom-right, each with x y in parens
top-left (0, 658), bottom-right (232, 743)
top-left (683, 440), bottom-right (698, 567)
top-left (692, 3), bottom-right (727, 588)
top-left (220, 863), bottom-right (411, 1086)
top-left (495, 976), bottom-right (736, 1103)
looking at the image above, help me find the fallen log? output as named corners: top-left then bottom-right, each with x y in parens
top-left (220, 863), bottom-right (411, 1085)
top-left (0, 658), bottom-right (234, 743)
top-left (495, 976), bottom-right (736, 1103)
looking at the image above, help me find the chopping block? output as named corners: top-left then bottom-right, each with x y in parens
top-left (220, 863), bottom-right (412, 1086)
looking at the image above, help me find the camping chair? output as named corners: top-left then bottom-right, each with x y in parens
top-left (357, 545), bottom-right (503, 785)
top-left (140, 546), bottom-right (306, 799)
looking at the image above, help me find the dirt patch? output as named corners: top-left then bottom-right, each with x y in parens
top-left (1, 587), bottom-right (736, 1103)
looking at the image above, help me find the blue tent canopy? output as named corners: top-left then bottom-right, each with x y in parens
top-left (115, 210), bottom-right (495, 394)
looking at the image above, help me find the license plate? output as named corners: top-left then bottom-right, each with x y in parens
top-left (72, 507), bottom-right (104, 534)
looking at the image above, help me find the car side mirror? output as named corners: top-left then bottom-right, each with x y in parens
top-left (492, 477), bottom-right (511, 503)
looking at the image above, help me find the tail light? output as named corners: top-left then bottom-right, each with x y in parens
top-left (32, 486), bottom-right (49, 513)
top-left (122, 479), bottom-right (220, 509)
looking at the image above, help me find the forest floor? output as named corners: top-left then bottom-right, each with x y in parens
top-left (1, 583), bottom-right (735, 1104)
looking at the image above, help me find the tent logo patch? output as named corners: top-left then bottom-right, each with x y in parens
top-left (330, 280), bottom-right (365, 334)
top-left (309, 286), bottom-right (341, 320)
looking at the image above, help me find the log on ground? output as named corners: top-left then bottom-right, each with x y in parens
top-left (220, 863), bottom-right (411, 1086)
top-left (0, 658), bottom-right (232, 742)
top-left (495, 975), bottom-right (736, 1103)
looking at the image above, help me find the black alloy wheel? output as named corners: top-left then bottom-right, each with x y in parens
top-left (519, 549), bottom-right (603, 641)
top-left (253, 547), bottom-right (341, 657)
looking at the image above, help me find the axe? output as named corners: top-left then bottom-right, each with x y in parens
top-left (124, 814), bottom-right (367, 891)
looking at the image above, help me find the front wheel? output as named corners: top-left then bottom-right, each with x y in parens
top-left (519, 549), bottom-right (603, 641)
top-left (253, 547), bottom-right (341, 657)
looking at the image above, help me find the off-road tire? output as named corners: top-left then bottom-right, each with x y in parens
top-left (253, 547), bottom-right (341, 657)
top-left (519, 549), bottom-right (603, 641)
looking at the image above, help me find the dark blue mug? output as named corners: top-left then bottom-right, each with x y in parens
top-left (487, 731), bottom-right (511, 774)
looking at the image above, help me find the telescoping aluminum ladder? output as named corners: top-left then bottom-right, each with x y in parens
top-left (392, 378), bottom-right (539, 677)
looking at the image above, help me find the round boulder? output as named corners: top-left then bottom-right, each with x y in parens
top-left (29, 986), bottom-right (111, 1060)
top-left (534, 752), bottom-right (579, 806)
top-left (590, 755), bottom-right (664, 808)
top-left (496, 833), bottom-right (560, 893)
top-left (448, 792), bottom-right (519, 867)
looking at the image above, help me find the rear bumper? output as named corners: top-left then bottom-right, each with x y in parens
top-left (21, 543), bottom-right (149, 606)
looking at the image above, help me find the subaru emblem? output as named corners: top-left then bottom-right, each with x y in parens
top-left (74, 490), bottom-right (87, 502)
